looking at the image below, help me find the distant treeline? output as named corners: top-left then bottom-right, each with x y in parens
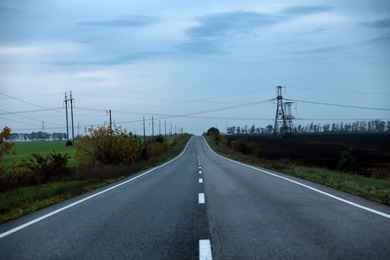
top-left (227, 119), bottom-right (390, 135)
top-left (10, 131), bottom-right (68, 142)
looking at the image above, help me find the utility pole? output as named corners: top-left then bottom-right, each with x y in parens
top-left (64, 92), bottom-right (69, 141)
top-left (143, 116), bottom-right (146, 144)
top-left (42, 121), bottom-right (44, 140)
top-left (106, 110), bottom-right (112, 130)
top-left (152, 116), bottom-right (154, 137)
top-left (164, 120), bottom-right (167, 137)
top-left (69, 91), bottom-right (75, 143)
top-left (159, 120), bottom-right (161, 136)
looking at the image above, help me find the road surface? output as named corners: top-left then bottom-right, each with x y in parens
top-left (1, 136), bottom-right (389, 259)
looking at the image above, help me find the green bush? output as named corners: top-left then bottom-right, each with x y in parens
top-left (75, 127), bottom-right (141, 166)
top-left (19, 151), bottom-right (70, 185)
top-left (142, 136), bottom-right (170, 159)
top-left (337, 148), bottom-right (356, 172)
top-left (230, 138), bottom-right (263, 158)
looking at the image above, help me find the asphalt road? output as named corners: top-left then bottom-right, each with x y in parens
top-left (1, 136), bottom-right (389, 259)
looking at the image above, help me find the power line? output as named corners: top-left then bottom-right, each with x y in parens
top-left (0, 109), bottom-right (63, 126)
top-left (0, 107), bottom-right (63, 115)
top-left (0, 92), bottom-right (63, 114)
top-left (0, 116), bottom-right (42, 127)
top-left (285, 99), bottom-right (390, 111)
top-left (288, 87), bottom-right (390, 96)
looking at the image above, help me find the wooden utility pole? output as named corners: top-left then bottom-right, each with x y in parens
top-left (64, 92), bottom-right (69, 141)
top-left (143, 116), bottom-right (146, 144)
top-left (69, 91), bottom-right (75, 143)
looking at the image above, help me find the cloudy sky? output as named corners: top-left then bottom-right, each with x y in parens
top-left (1, 0), bottom-right (389, 135)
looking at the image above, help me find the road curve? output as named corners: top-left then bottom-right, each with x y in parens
top-left (0, 136), bottom-right (389, 259)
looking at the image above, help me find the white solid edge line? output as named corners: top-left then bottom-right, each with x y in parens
top-left (202, 137), bottom-right (390, 219)
top-left (199, 239), bottom-right (213, 260)
top-left (0, 137), bottom-right (195, 239)
top-left (199, 193), bottom-right (205, 204)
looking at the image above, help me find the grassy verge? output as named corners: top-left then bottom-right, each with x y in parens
top-left (204, 136), bottom-right (390, 205)
top-left (0, 135), bottom-right (192, 224)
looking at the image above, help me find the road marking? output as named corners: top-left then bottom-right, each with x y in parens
top-left (202, 137), bottom-right (390, 219)
top-left (198, 193), bottom-right (205, 204)
top-left (199, 166), bottom-right (202, 169)
top-left (199, 178), bottom-right (203, 183)
top-left (199, 239), bottom-right (212, 260)
top-left (199, 170), bottom-right (202, 174)
top-left (0, 137), bottom-right (195, 239)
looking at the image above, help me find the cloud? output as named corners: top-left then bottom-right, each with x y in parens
top-left (283, 5), bottom-right (332, 16)
top-left (185, 11), bottom-right (280, 39)
top-left (179, 39), bottom-right (225, 55)
top-left (362, 18), bottom-right (390, 29)
top-left (364, 36), bottom-right (390, 46)
top-left (181, 7), bottom-right (333, 55)
top-left (78, 17), bottom-right (157, 27)
top-left (291, 45), bottom-right (347, 55)
top-left (53, 51), bottom-right (172, 67)
top-left (181, 11), bottom-right (284, 55)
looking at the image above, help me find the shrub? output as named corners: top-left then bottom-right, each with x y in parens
top-left (231, 138), bottom-right (255, 155)
top-left (18, 151), bottom-right (70, 185)
top-left (230, 138), bottom-right (264, 158)
top-left (371, 166), bottom-right (390, 181)
top-left (337, 148), bottom-right (356, 172)
top-left (75, 126), bottom-right (142, 166)
top-left (142, 136), bottom-right (170, 159)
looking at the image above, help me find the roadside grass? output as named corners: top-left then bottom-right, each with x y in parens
top-left (0, 181), bottom-right (89, 223)
top-left (205, 136), bottom-right (390, 205)
top-left (0, 135), bottom-right (191, 224)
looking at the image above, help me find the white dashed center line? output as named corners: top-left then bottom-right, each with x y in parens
top-left (199, 239), bottom-right (213, 260)
top-left (198, 193), bottom-right (205, 204)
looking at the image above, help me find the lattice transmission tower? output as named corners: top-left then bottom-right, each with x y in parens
top-left (284, 102), bottom-right (295, 133)
top-left (273, 86), bottom-right (294, 135)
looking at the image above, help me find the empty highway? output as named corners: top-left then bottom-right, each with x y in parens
top-left (1, 136), bottom-right (389, 259)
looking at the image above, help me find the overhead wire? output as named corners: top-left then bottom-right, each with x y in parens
top-left (0, 92), bottom-right (64, 114)
top-left (288, 86), bottom-right (390, 96)
top-left (285, 98), bottom-right (390, 111)
top-left (3, 87), bottom-right (389, 132)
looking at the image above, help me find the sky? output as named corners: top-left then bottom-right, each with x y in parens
top-left (0, 0), bottom-right (389, 136)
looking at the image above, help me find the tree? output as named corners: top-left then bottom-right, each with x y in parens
top-left (266, 125), bottom-right (273, 134)
top-left (206, 127), bottom-right (220, 136)
top-left (250, 124), bottom-right (255, 135)
top-left (0, 127), bottom-right (17, 173)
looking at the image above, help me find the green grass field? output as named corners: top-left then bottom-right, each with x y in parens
top-left (8, 137), bottom-right (176, 168)
top-left (9, 141), bottom-right (76, 166)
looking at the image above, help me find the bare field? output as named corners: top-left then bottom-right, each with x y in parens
top-left (228, 133), bottom-right (390, 176)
